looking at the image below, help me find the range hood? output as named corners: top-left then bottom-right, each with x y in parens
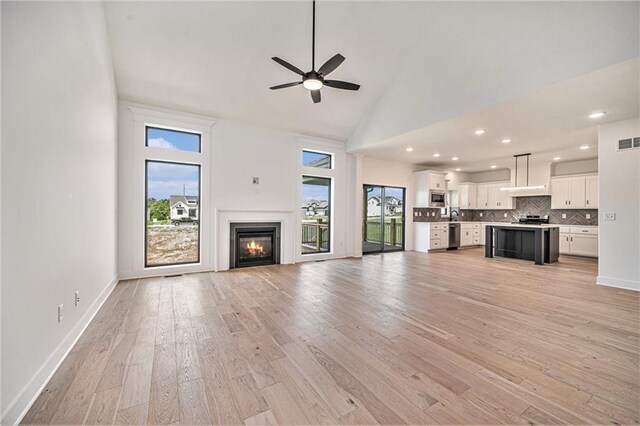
top-left (501, 153), bottom-right (550, 195)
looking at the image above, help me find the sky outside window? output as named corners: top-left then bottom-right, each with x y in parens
top-left (146, 127), bottom-right (201, 152)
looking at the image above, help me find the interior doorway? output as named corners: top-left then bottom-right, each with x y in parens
top-left (363, 185), bottom-right (406, 253)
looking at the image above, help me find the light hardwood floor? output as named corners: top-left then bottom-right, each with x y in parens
top-left (23, 249), bottom-right (639, 425)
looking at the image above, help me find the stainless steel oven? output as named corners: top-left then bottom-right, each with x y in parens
top-left (429, 190), bottom-right (445, 207)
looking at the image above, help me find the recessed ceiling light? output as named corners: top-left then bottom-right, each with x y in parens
top-left (405, 147), bottom-right (414, 152)
top-left (475, 129), bottom-right (486, 135)
top-left (589, 111), bottom-right (607, 119)
top-left (452, 156), bottom-right (459, 161)
top-left (580, 145), bottom-right (590, 150)
top-left (553, 156), bottom-right (561, 161)
top-left (502, 139), bottom-right (512, 144)
top-left (490, 165), bottom-right (497, 169)
top-left (455, 168), bottom-right (461, 172)
top-left (433, 153), bottom-right (440, 158)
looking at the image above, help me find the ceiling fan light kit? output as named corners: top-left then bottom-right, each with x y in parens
top-left (270, 1), bottom-right (360, 103)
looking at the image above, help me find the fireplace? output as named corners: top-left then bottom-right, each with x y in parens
top-left (230, 222), bottom-right (281, 269)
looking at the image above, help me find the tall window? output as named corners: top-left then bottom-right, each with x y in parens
top-left (301, 176), bottom-right (331, 254)
top-left (145, 125), bottom-right (202, 267)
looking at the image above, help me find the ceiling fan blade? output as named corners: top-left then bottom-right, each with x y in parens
top-left (317, 54), bottom-right (345, 76)
top-left (269, 81), bottom-right (302, 90)
top-left (324, 80), bottom-right (360, 91)
top-left (311, 90), bottom-right (321, 103)
top-left (272, 57), bottom-right (305, 76)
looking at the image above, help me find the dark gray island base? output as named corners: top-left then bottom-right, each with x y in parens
top-left (485, 224), bottom-right (560, 265)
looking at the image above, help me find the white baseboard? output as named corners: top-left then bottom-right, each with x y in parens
top-left (597, 275), bottom-right (640, 292)
top-left (0, 275), bottom-right (119, 425)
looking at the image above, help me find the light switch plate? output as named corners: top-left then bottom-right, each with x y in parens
top-left (604, 212), bottom-right (616, 221)
top-left (562, 213), bottom-right (567, 219)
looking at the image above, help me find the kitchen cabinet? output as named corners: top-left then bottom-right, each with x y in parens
top-left (477, 184), bottom-right (489, 208)
top-left (586, 175), bottom-right (598, 208)
top-left (551, 174), bottom-right (597, 209)
top-left (414, 222), bottom-right (449, 252)
top-left (477, 182), bottom-right (511, 209)
top-left (460, 223), bottom-right (480, 246)
top-left (571, 234), bottom-right (598, 257)
top-left (459, 183), bottom-right (477, 209)
top-left (413, 170), bottom-right (448, 207)
top-left (559, 226), bottom-right (598, 257)
top-left (430, 173), bottom-right (446, 191)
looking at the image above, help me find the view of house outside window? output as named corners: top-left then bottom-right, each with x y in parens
top-left (145, 160), bottom-right (200, 266)
top-left (301, 175), bottom-right (331, 254)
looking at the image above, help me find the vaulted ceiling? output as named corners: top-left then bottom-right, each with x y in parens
top-left (105, 1), bottom-right (639, 163)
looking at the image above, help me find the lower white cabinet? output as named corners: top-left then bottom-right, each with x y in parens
top-left (414, 222), bottom-right (449, 252)
top-left (461, 223), bottom-right (480, 247)
top-left (559, 226), bottom-right (598, 257)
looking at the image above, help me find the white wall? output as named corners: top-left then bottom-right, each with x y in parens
top-left (597, 118), bottom-right (640, 291)
top-left (1, 2), bottom-right (118, 423)
top-left (118, 103), bottom-right (350, 277)
top-left (552, 158), bottom-right (598, 176)
top-left (361, 156), bottom-right (424, 250)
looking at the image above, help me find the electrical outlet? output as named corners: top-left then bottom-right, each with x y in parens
top-left (586, 213), bottom-right (591, 219)
top-left (479, 212), bottom-right (483, 217)
top-left (431, 212), bottom-right (435, 216)
top-left (604, 212), bottom-right (616, 221)
top-left (503, 213), bottom-right (508, 218)
top-left (461, 212), bottom-right (465, 217)
top-left (58, 304), bottom-right (64, 323)
top-left (414, 211), bottom-right (418, 217)
top-left (562, 213), bottom-right (567, 219)
top-left (75, 291), bottom-right (80, 307)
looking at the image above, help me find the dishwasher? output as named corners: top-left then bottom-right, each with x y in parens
top-left (448, 223), bottom-right (461, 249)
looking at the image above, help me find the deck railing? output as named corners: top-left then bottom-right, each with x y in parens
top-left (301, 220), bottom-right (329, 252)
top-left (363, 218), bottom-right (403, 246)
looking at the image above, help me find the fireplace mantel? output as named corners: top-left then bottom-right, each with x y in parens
top-left (214, 208), bottom-right (296, 271)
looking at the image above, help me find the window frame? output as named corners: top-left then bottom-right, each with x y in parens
top-left (144, 159), bottom-right (202, 268)
top-left (302, 149), bottom-right (334, 169)
top-left (301, 175), bottom-right (332, 255)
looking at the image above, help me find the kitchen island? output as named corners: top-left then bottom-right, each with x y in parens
top-left (485, 223), bottom-right (560, 265)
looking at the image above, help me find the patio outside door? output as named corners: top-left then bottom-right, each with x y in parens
top-left (363, 185), bottom-right (405, 253)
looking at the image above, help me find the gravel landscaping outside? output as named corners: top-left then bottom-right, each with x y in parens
top-left (146, 225), bottom-right (199, 266)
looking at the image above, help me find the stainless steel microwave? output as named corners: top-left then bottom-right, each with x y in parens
top-left (429, 190), bottom-right (445, 207)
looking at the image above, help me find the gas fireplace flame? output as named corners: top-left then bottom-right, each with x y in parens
top-left (246, 240), bottom-right (265, 256)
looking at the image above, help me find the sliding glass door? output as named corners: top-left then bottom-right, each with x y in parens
top-left (363, 185), bottom-right (405, 253)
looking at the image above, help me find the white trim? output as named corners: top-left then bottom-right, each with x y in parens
top-left (119, 102), bottom-right (214, 278)
top-left (1, 275), bottom-right (119, 425)
top-left (597, 275), bottom-right (640, 292)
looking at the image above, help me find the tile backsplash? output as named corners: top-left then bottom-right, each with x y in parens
top-left (413, 196), bottom-right (598, 226)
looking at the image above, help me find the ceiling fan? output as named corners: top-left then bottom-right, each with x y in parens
top-left (269, 0), bottom-right (360, 103)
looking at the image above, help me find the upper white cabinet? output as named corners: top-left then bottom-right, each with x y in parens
top-left (459, 183), bottom-right (477, 209)
top-left (586, 175), bottom-right (598, 208)
top-left (413, 170), bottom-right (448, 207)
top-left (551, 174), bottom-right (598, 209)
top-left (477, 184), bottom-right (488, 209)
top-left (429, 173), bottom-right (446, 191)
top-left (476, 181), bottom-right (512, 209)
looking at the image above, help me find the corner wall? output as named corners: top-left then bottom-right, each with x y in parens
top-left (1, 3), bottom-right (118, 422)
top-left (597, 118), bottom-right (640, 291)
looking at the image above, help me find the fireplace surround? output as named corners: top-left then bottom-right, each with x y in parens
top-left (229, 222), bottom-right (281, 269)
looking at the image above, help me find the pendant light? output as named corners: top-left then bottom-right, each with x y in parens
top-left (500, 153), bottom-right (546, 191)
